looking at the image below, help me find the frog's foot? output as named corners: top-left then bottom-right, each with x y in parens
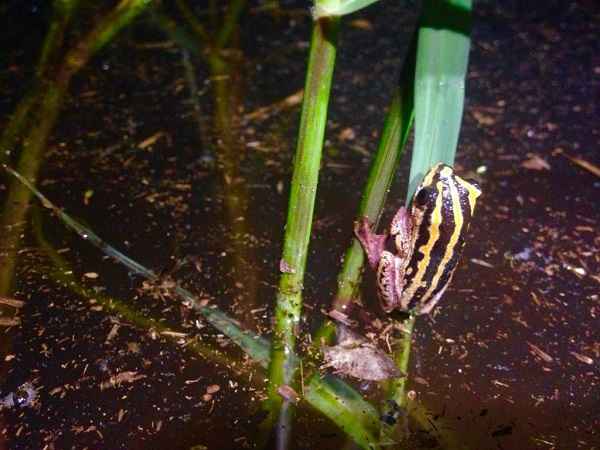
top-left (354, 216), bottom-right (387, 270)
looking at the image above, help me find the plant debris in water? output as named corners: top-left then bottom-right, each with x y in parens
top-left (322, 325), bottom-right (403, 381)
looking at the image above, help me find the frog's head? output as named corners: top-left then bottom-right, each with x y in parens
top-left (411, 163), bottom-right (481, 223)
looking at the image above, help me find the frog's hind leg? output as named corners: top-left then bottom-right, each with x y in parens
top-left (377, 251), bottom-right (398, 312)
top-left (390, 207), bottom-right (412, 259)
top-left (354, 216), bottom-right (387, 269)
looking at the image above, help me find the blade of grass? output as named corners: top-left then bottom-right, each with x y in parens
top-left (313, 0), bottom-right (381, 19)
top-left (304, 373), bottom-right (380, 449)
top-left (408, 0), bottom-right (473, 196)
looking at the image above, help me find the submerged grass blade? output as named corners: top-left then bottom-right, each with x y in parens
top-left (4, 165), bottom-right (380, 449)
top-left (408, 0), bottom-right (473, 197)
top-left (31, 206), bottom-right (241, 370)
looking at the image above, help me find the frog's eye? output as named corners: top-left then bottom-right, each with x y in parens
top-left (414, 187), bottom-right (431, 207)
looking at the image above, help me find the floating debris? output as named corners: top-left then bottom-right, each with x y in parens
top-left (0, 296), bottom-right (25, 308)
top-left (527, 342), bottom-right (554, 364)
top-left (322, 326), bottom-right (402, 381)
top-left (100, 371), bottom-right (146, 390)
top-left (521, 154), bottom-right (551, 171)
top-left (0, 382), bottom-right (38, 410)
top-left (277, 384), bottom-right (300, 404)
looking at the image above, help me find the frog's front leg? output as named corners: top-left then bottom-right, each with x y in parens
top-left (354, 216), bottom-right (387, 270)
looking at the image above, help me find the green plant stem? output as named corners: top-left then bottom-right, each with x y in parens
top-left (266, 16), bottom-right (339, 434)
top-left (174, 0), bottom-right (211, 44)
top-left (388, 315), bottom-right (415, 408)
top-left (314, 36), bottom-right (416, 347)
top-left (0, 88), bottom-right (64, 296)
top-left (215, 0), bottom-right (246, 49)
top-left (38, 0), bottom-right (82, 75)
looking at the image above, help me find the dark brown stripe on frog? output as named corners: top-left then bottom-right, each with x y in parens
top-left (400, 178), bottom-right (445, 309)
top-left (417, 170), bottom-right (465, 309)
top-left (455, 174), bottom-right (481, 215)
top-left (405, 172), bottom-right (458, 310)
top-left (409, 170), bottom-right (481, 312)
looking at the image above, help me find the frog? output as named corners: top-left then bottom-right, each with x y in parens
top-left (354, 163), bottom-right (481, 315)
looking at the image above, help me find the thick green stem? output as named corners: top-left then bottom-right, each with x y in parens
top-left (314, 36), bottom-right (416, 346)
top-left (388, 315), bottom-right (415, 407)
top-left (266, 14), bottom-right (339, 437)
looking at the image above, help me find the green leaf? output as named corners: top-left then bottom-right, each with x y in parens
top-left (313, 0), bottom-right (382, 18)
top-left (408, 0), bottom-right (473, 197)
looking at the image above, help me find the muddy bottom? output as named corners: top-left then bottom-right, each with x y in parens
top-left (1, 1), bottom-right (599, 449)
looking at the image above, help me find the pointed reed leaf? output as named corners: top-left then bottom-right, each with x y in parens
top-left (384, 1), bottom-right (473, 444)
top-left (313, 0), bottom-right (381, 19)
top-left (408, 0), bottom-right (472, 197)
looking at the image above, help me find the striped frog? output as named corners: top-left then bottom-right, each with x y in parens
top-left (355, 163), bottom-right (481, 315)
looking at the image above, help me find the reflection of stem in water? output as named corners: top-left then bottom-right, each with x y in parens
top-left (0, 0), bottom-right (152, 295)
top-left (206, 4), bottom-right (259, 325)
top-left (0, 0), bottom-right (81, 167)
top-left (209, 51), bottom-right (260, 317)
top-left (153, 6), bottom-right (258, 320)
top-left (181, 49), bottom-right (212, 166)
top-left (0, 87), bottom-right (65, 296)
top-left (166, 0), bottom-right (259, 322)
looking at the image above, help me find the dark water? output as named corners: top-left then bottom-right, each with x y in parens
top-left (0, 1), bottom-right (599, 449)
